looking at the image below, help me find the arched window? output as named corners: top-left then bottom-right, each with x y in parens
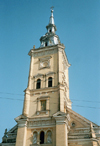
top-left (48, 77), bottom-right (52, 87)
top-left (36, 79), bottom-right (41, 89)
top-left (33, 132), bottom-right (37, 144)
top-left (40, 131), bottom-right (44, 144)
top-left (47, 131), bottom-right (52, 144)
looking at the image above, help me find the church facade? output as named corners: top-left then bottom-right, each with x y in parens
top-left (0, 9), bottom-right (100, 146)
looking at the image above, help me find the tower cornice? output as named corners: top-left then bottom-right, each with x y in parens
top-left (28, 44), bottom-right (70, 68)
top-left (28, 44), bottom-right (65, 56)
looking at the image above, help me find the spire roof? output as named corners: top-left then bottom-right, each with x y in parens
top-left (46, 7), bottom-right (57, 32)
top-left (40, 7), bottom-right (60, 48)
top-left (49, 9), bottom-right (54, 25)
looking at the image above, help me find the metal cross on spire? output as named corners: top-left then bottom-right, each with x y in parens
top-left (50, 6), bottom-right (54, 12)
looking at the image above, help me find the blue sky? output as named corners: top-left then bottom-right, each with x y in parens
top-left (0, 0), bottom-right (100, 141)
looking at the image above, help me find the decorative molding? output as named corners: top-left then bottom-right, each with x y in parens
top-left (39, 56), bottom-right (52, 70)
top-left (33, 73), bottom-right (44, 78)
top-left (14, 114), bottom-right (27, 122)
top-left (18, 121), bottom-right (27, 128)
top-left (30, 85), bottom-right (59, 93)
top-left (37, 96), bottom-right (50, 100)
top-left (33, 49), bottom-right (57, 58)
top-left (39, 56), bottom-right (52, 61)
top-left (53, 112), bottom-right (70, 127)
top-left (39, 60), bottom-right (50, 69)
top-left (28, 44), bottom-right (65, 58)
top-left (46, 71), bottom-right (55, 76)
top-left (36, 110), bottom-right (49, 116)
top-left (27, 119), bottom-right (55, 128)
top-left (62, 49), bottom-right (71, 68)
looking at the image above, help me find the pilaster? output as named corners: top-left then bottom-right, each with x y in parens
top-left (28, 55), bottom-right (34, 89)
top-left (53, 112), bottom-right (70, 146)
top-left (16, 120), bottom-right (27, 146)
top-left (23, 89), bottom-right (30, 117)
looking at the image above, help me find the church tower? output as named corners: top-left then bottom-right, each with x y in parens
top-left (15, 8), bottom-right (71, 146)
top-left (1, 8), bottom-right (100, 146)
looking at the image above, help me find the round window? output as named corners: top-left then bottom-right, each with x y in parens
top-left (71, 122), bottom-right (75, 127)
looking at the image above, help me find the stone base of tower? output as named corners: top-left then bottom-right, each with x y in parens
top-left (14, 112), bottom-right (70, 146)
top-left (1, 109), bottom-right (100, 146)
top-left (15, 115), bottom-right (57, 146)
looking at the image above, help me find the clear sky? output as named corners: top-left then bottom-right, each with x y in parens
top-left (0, 0), bottom-right (100, 141)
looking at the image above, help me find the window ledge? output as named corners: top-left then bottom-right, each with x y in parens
top-left (37, 96), bottom-right (50, 100)
top-left (37, 110), bottom-right (50, 115)
top-left (31, 86), bottom-right (57, 92)
top-left (39, 66), bottom-right (50, 70)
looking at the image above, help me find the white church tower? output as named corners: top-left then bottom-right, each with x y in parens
top-left (15, 7), bottom-right (71, 146)
top-left (0, 8), bottom-right (100, 146)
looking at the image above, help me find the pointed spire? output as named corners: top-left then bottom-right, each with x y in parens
top-left (49, 6), bottom-right (54, 25)
top-left (40, 7), bottom-right (60, 48)
top-left (46, 7), bottom-right (57, 32)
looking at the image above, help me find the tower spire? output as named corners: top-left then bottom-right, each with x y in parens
top-left (46, 6), bottom-right (56, 32)
top-left (49, 6), bottom-right (54, 24)
top-left (40, 8), bottom-right (60, 47)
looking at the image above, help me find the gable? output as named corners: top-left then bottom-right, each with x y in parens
top-left (7, 124), bottom-right (18, 135)
top-left (67, 108), bottom-right (98, 129)
top-left (1, 125), bottom-right (18, 144)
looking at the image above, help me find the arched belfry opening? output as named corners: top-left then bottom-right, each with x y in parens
top-left (40, 131), bottom-right (44, 144)
top-left (48, 77), bottom-right (52, 87)
top-left (49, 29), bottom-right (51, 32)
top-left (36, 79), bottom-right (41, 89)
